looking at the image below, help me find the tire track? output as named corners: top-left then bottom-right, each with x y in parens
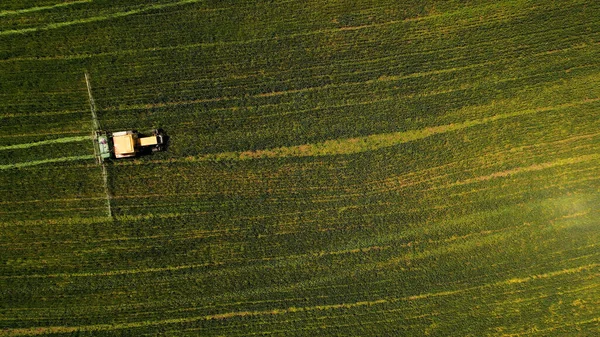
top-left (98, 30), bottom-right (596, 113)
top-left (430, 153), bottom-right (600, 191)
top-left (5, 202), bottom-right (595, 278)
top-left (0, 155), bottom-right (94, 170)
top-left (0, 0), bottom-right (91, 17)
top-left (181, 97), bottom-right (600, 161)
top-left (103, 131), bottom-right (600, 201)
top-left (0, 0), bottom-right (205, 36)
top-left (501, 317), bottom-right (600, 336)
top-left (0, 130), bottom-right (88, 139)
top-left (0, 0), bottom-right (582, 61)
top-left (0, 135), bottom-right (90, 151)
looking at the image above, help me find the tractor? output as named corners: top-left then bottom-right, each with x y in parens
top-left (94, 129), bottom-right (166, 162)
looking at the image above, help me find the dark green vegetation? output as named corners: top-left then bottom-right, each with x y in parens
top-left (1, 0), bottom-right (600, 335)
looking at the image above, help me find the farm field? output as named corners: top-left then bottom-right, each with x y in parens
top-left (1, 0), bottom-right (600, 335)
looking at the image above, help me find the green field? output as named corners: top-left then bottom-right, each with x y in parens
top-left (1, 0), bottom-right (599, 335)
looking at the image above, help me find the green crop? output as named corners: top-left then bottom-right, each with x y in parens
top-left (1, 0), bottom-right (599, 336)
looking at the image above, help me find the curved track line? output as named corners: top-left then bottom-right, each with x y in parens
top-left (0, 0), bottom-right (203, 36)
top-left (431, 153), bottom-right (600, 191)
top-left (0, 0), bottom-right (91, 17)
top-left (0, 0), bottom-right (568, 61)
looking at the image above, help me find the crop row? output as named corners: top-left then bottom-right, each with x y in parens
top-left (87, 13), bottom-right (595, 109)
top-left (89, 64), bottom-right (599, 159)
top-left (2, 0), bottom-right (595, 60)
top-left (4, 130), bottom-right (599, 280)
top-left (4, 92), bottom-right (596, 222)
top-left (1, 1), bottom-right (597, 154)
top-left (0, 138), bottom-right (92, 166)
top-left (2, 213), bottom-right (598, 334)
top-left (0, 162), bottom-right (103, 210)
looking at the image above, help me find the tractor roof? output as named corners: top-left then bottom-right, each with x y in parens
top-left (113, 134), bottom-right (135, 156)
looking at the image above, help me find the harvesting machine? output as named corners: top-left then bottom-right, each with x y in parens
top-left (94, 129), bottom-right (166, 162)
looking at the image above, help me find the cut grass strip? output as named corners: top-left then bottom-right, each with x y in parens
top-left (0, 155), bottom-right (94, 170)
top-left (0, 136), bottom-right (91, 151)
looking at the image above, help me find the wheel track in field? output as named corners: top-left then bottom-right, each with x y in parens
top-left (502, 318), bottom-right (600, 337)
top-left (428, 153), bottom-right (600, 191)
top-left (258, 282), bottom-right (598, 337)
top-left (0, 0), bottom-right (206, 36)
top-left (105, 132), bottom-right (600, 194)
top-left (0, 109), bottom-right (86, 119)
top-left (65, 31), bottom-right (595, 106)
top-left (49, 127), bottom-right (597, 208)
top-left (0, 135), bottom-right (90, 151)
top-left (26, 90), bottom-right (598, 173)
top-left (6, 249), bottom-right (596, 327)
top-left (0, 155), bottom-right (94, 170)
top-left (1, 264), bottom-right (596, 336)
top-left (173, 97), bottom-right (600, 162)
top-left (0, 130), bottom-right (88, 139)
top-left (370, 141), bottom-right (600, 195)
top-left (3, 201), bottom-right (596, 278)
top-left (3, 132), bottom-right (598, 225)
top-left (0, 1), bottom-right (91, 17)
top-left (96, 30), bottom-right (596, 113)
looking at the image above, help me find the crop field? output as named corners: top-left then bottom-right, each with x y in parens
top-left (1, 0), bottom-right (600, 335)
